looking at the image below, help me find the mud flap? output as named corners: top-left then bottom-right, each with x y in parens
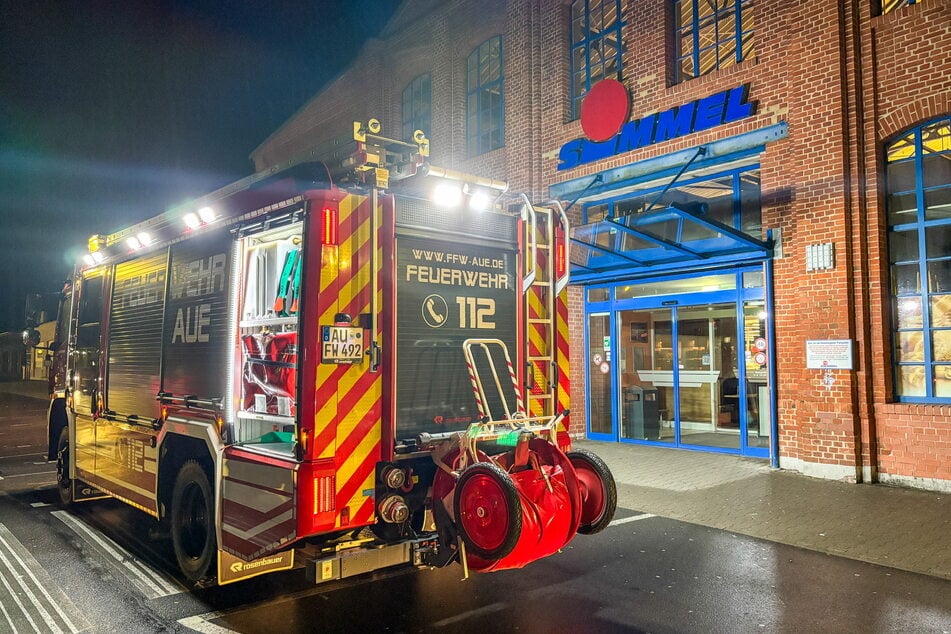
top-left (220, 449), bottom-right (297, 561)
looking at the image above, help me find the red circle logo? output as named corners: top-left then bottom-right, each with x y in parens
top-left (580, 79), bottom-right (630, 142)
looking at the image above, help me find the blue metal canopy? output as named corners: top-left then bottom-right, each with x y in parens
top-left (570, 203), bottom-right (772, 283)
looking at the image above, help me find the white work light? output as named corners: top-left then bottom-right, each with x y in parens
top-left (433, 182), bottom-right (463, 208)
top-left (198, 206), bottom-right (217, 223)
top-left (183, 212), bottom-right (202, 230)
top-left (468, 191), bottom-right (491, 212)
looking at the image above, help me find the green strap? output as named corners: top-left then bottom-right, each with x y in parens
top-left (274, 249), bottom-right (299, 316)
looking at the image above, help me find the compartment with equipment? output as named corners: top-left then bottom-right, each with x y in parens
top-left (234, 216), bottom-right (304, 451)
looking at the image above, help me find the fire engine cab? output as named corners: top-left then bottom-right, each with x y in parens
top-left (42, 120), bottom-right (616, 586)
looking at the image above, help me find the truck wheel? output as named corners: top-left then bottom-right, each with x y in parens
top-left (453, 462), bottom-right (521, 561)
top-left (567, 449), bottom-right (617, 535)
top-left (55, 427), bottom-right (73, 506)
top-left (170, 460), bottom-right (216, 583)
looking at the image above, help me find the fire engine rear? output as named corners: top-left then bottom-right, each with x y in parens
top-left (43, 121), bottom-right (616, 586)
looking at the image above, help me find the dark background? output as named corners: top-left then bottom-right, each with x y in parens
top-left (0, 0), bottom-right (398, 331)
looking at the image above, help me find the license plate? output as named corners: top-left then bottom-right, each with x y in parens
top-left (321, 326), bottom-right (364, 364)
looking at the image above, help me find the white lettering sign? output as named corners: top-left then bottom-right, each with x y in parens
top-left (805, 339), bottom-right (853, 370)
top-left (171, 303), bottom-right (211, 343)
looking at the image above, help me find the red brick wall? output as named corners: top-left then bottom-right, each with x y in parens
top-left (251, 0), bottom-right (951, 488)
top-left (864, 0), bottom-right (951, 484)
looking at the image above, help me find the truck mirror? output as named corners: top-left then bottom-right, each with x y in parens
top-left (22, 328), bottom-right (40, 347)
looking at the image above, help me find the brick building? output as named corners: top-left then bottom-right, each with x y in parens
top-left (251, 0), bottom-right (951, 491)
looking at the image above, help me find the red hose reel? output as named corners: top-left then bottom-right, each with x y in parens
top-left (432, 437), bottom-right (616, 572)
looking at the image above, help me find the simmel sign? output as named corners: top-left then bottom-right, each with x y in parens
top-left (558, 80), bottom-right (756, 171)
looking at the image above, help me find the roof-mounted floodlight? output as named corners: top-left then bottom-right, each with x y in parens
top-left (198, 206), bottom-right (216, 223)
top-left (422, 165), bottom-right (509, 194)
top-left (424, 165), bottom-right (508, 211)
top-left (467, 189), bottom-right (491, 212)
top-left (183, 212), bottom-right (202, 230)
top-left (125, 232), bottom-right (152, 251)
top-left (433, 182), bottom-right (463, 208)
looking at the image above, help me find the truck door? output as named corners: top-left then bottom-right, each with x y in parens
top-left (69, 272), bottom-right (104, 480)
top-left (221, 215), bottom-right (305, 559)
top-left (96, 251), bottom-right (166, 513)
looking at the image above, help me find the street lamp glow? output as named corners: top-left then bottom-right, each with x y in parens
top-left (183, 212), bottom-right (201, 230)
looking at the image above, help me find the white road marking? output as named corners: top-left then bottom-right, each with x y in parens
top-left (609, 513), bottom-right (656, 526)
top-left (3, 472), bottom-right (54, 478)
top-left (30, 502), bottom-right (50, 508)
top-left (178, 613), bottom-right (241, 633)
top-left (52, 510), bottom-right (182, 599)
top-left (0, 523), bottom-right (85, 633)
top-left (432, 602), bottom-right (508, 627)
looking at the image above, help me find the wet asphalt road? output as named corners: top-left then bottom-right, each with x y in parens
top-left (1, 391), bottom-right (949, 633)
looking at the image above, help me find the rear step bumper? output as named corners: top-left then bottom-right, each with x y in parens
top-left (305, 535), bottom-right (446, 584)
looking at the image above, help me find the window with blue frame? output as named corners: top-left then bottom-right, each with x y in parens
top-left (466, 37), bottom-right (504, 157)
top-left (881, 0), bottom-right (920, 14)
top-left (673, 0), bottom-right (754, 84)
top-left (570, 0), bottom-right (624, 120)
top-left (401, 74), bottom-right (431, 142)
top-left (886, 117), bottom-right (951, 401)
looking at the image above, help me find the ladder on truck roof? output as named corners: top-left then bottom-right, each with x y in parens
top-left (459, 198), bottom-right (570, 439)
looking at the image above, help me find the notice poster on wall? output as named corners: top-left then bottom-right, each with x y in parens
top-left (805, 339), bottom-right (854, 370)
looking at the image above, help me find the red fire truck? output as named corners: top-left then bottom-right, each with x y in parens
top-left (39, 120), bottom-right (616, 586)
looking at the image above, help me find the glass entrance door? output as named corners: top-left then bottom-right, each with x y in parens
top-left (676, 304), bottom-right (740, 450)
top-left (587, 312), bottom-right (612, 436)
top-left (584, 268), bottom-right (771, 457)
top-left (614, 299), bottom-right (768, 455)
top-left (619, 308), bottom-right (674, 443)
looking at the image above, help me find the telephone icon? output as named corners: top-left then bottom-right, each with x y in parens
top-left (421, 294), bottom-right (448, 328)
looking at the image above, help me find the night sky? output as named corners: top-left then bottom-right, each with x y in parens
top-left (0, 0), bottom-right (398, 331)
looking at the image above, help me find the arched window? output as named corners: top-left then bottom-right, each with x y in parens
top-left (569, 0), bottom-right (624, 120)
top-left (672, 0), bottom-right (754, 84)
top-left (886, 117), bottom-right (951, 401)
top-left (466, 36), bottom-right (504, 157)
top-left (401, 74), bottom-right (431, 142)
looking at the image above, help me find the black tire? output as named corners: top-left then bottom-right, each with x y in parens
top-left (170, 460), bottom-right (217, 583)
top-left (453, 462), bottom-right (522, 561)
top-left (567, 449), bottom-right (617, 535)
top-left (55, 427), bottom-right (73, 506)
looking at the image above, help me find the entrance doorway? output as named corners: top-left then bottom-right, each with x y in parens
top-left (585, 270), bottom-right (771, 458)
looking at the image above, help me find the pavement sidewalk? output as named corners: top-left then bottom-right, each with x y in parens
top-left (575, 439), bottom-right (951, 581)
top-left (0, 379), bottom-right (49, 400)
top-left (3, 381), bottom-right (947, 580)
